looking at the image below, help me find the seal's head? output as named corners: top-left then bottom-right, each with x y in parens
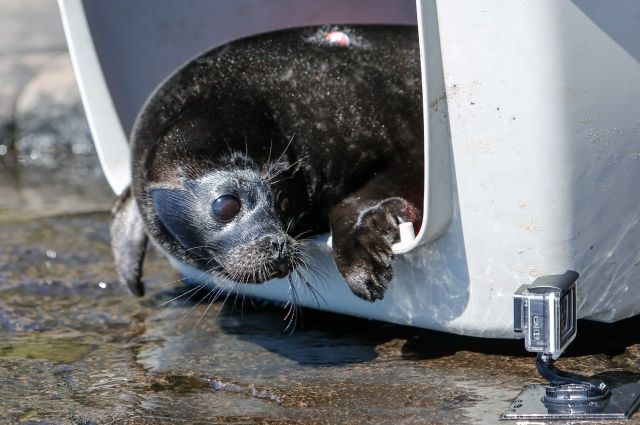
top-left (148, 151), bottom-right (305, 283)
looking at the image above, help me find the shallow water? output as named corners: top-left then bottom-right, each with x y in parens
top-left (0, 207), bottom-right (639, 424)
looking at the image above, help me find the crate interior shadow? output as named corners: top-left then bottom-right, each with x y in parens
top-left (571, 0), bottom-right (640, 64)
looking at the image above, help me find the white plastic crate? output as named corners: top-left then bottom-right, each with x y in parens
top-left (59, 0), bottom-right (640, 337)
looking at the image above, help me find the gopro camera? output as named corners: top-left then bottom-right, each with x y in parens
top-left (513, 271), bottom-right (578, 359)
top-left (506, 270), bottom-right (640, 420)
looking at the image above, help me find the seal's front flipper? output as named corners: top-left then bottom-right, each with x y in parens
top-left (110, 187), bottom-right (148, 296)
top-left (330, 189), bottom-right (420, 302)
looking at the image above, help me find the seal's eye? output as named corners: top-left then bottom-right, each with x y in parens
top-left (212, 195), bottom-right (241, 222)
top-left (276, 191), bottom-right (290, 213)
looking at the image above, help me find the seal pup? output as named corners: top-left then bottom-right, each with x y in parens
top-left (111, 25), bottom-right (423, 302)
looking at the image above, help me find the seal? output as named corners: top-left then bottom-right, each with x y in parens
top-left (110, 25), bottom-right (423, 302)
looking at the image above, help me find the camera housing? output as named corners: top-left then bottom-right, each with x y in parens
top-left (513, 271), bottom-right (578, 359)
top-left (506, 270), bottom-right (640, 420)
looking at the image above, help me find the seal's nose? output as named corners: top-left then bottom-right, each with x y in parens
top-left (270, 237), bottom-right (288, 256)
top-left (253, 234), bottom-right (297, 280)
top-left (257, 234), bottom-right (290, 259)
top-left (271, 266), bottom-right (290, 279)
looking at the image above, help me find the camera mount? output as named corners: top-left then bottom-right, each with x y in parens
top-left (502, 271), bottom-right (640, 421)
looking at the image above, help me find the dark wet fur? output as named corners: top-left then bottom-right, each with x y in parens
top-left (111, 25), bottom-right (423, 307)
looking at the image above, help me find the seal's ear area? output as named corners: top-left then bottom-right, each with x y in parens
top-left (150, 188), bottom-right (202, 249)
top-left (110, 187), bottom-right (148, 296)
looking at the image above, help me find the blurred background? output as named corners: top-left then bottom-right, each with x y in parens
top-left (1, 2), bottom-right (639, 424)
top-left (0, 0), bottom-right (112, 222)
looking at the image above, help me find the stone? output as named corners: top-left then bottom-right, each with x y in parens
top-left (0, 213), bottom-right (639, 424)
top-left (0, 53), bottom-right (112, 219)
top-left (0, 53), bottom-right (51, 145)
top-left (14, 53), bottom-right (96, 171)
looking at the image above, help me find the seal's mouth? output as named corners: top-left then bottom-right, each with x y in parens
top-left (218, 234), bottom-right (301, 284)
top-left (267, 266), bottom-right (290, 280)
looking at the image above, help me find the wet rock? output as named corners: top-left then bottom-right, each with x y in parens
top-left (0, 0), bottom-right (83, 219)
top-left (614, 345), bottom-right (640, 370)
top-left (0, 52), bottom-right (52, 184)
top-left (1, 212), bottom-right (640, 423)
top-left (14, 54), bottom-right (94, 170)
top-left (0, 54), bottom-right (51, 134)
top-left (10, 54), bottom-right (112, 213)
top-left (0, 53), bottom-right (112, 220)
